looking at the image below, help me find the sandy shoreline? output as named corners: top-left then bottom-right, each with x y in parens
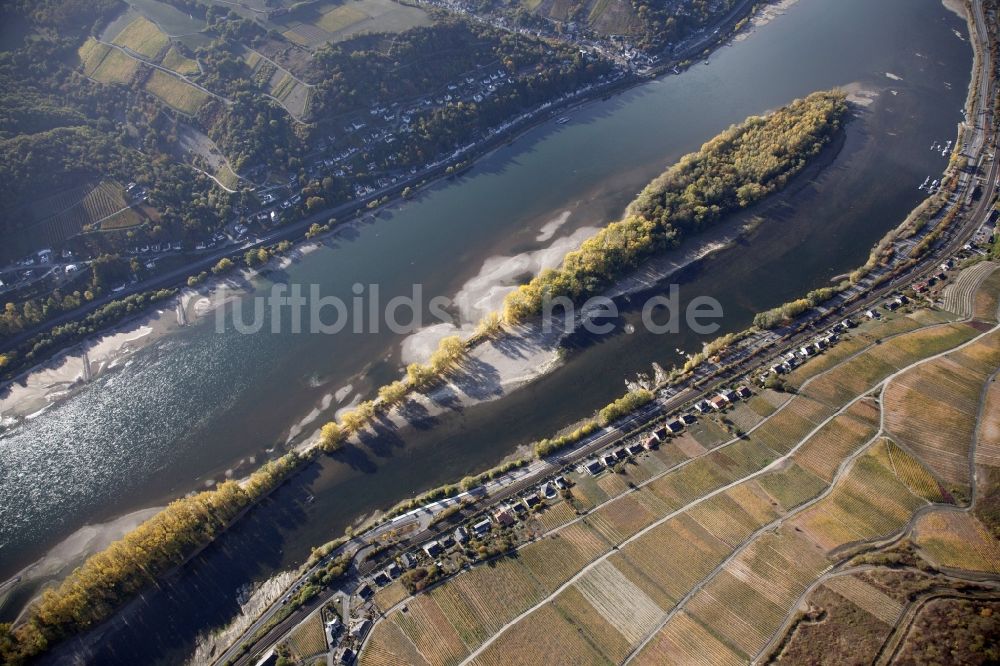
top-left (0, 311), bottom-right (177, 422)
top-left (1, 506), bottom-right (163, 623)
top-left (297, 204), bottom-right (754, 454)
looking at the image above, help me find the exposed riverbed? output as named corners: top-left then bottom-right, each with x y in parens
top-left (0, 0), bottom-right (972, 660)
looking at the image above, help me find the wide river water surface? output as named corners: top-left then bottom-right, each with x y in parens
top-left (0, 0), bottom-right (973, 660)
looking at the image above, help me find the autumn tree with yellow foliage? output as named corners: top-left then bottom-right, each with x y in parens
top-left (502, 90), bottom-right (848, 323)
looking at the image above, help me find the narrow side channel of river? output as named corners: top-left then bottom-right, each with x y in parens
top-left (2, 0), bottom-right (971, 660)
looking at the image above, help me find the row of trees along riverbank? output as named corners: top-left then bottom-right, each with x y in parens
top-left (501, 90), bottom-right (849, 322)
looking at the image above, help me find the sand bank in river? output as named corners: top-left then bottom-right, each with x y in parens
top-left (1, 506), bottom-right (162, 622)
top-left (0, 236), bottom-right (331, 424)
top-left (0, 312), bottom-right (175, 422)
top-left (303, 204), bottom-right (757, 451)
top-left (734, 0), bottom-right (800, 42)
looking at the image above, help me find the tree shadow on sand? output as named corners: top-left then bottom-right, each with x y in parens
top-left (450, 357), bottom-right (503, 401)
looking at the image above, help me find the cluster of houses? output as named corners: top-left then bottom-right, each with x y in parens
top-left (579, 384), bottom-right (758, 479)
top-left (126, 241), bottom-right (184, 256)
top-left (693, 385), bottom-right (754, 414)
top-left (321, 613), bottom-right (371, 665)
top-left (125, 181), bottom-right (148, 202)
top-left (1, 248), bottom-right (74, 291)
top-left (766, 322), bottom-right (854, 377)
top-left (192, 232), bottom-right (230, 251)
top-left (234, 55), bottom-right (626, 245)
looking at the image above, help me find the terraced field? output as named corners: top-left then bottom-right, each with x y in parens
top-left (144, 69), bottom-right (210, 115)
top-left (884, 331), bottom-right (999, 489)
top-left (283, 611), bottom-right (328, 661)
top-left (941, 260), bottom-right (998, 317)
top-left (359, 269), bottom-right (1000, 666)
top-left (275, 0), bottom-right (432, 48)
top-left (161, 46), bottom-right (200, 76)
top-left (90, 46), bottom-right (140, 85)
top-left (913, 510), bottom-right (1000, 573)
top-left (111, 16), bottom-right (169, 59)
top-left (2, 180), bottom-right (144, 261)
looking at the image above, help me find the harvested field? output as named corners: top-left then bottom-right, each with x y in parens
top-left (756, 461), bottom-right (827, 511)
top-left (619, 514), bottom-right (730, 602)
top-left (607, 550), bottom-right (677, 610)
top-left (671, 432), bottom-right (709, 458)
top-left (681, 527), bottom-right (830, 660)
top-left (725, 480), bottom-right (784, 524)
top-left (144, 69), bottom-right (209, 114)
top-left (725, 403), bottom-right (766, 433)
top-left (941, 260), bottom-right (998, 317)
top-left (785, 336), bottom-right (872, 387)
top-left (973, 267), bottom-right (1000, 321)
top-left (884, 354), bottom-right (990, 489)
top-left (266, 69), bottom-right (311, 119)
top-left (161, 45), bottom-right (199, 76)
top-left (574, 560), bottom-right (663, 644)
top-left (947, 329), bottom-right (1000, 374)
top-left (649, 441), bottom-right (692, 469)
top-left (4, 180), bottom-right (142, 258)
top-left (92, 47), bottom-right (140, 84)
top-left (429, 556), bottom-right (543, 647)
top-left (584, 492), bottom-right (657, 544)
top-left (79, 38), bottom-right (111, 76)
top-left (646, 456), bottom-right (736, 509)
top-left (725, 530), bottom-right (828, 611)
top-left (746, 395), bottom-right (833, 455)
top-left (82, 181), bottom-right (131, 220)
top-left (361, 619), bottom-right (431, 666)
top-left (686, 489), bottom-right (777, 547)
top-left (632, 610), bottom-right (745, 666)
top-left (392, 594), bottom-right (467, 665)
top-left (803, 352), bottom-right (897, 407)
top-left (913, 510), bottom-right (1000, 573)
top-left (792, 399), bottom-right (880, 482)
top-left (688, 417), bottom-right (732, 449)
top-left (375, 580), bottom-right (409, 613)
top-left (822, 574), bottom-right (903, 625)
top-left (871, 439), bottom-right (945, 502)
top-left (712, 437), bottom-right (780, 477)
top-left (865, 322), bottom-right (978, 369)
top-left (466, 603), bottom-right (607, 666)
top-left (570, 474), bottom-right (609, 509)
top-left (977, 379), bottom-right (1000, 468)
top-left (552, 586), bottom-right (632, 663)
top-left (534, 500), bottom-right (577, 531)
top-left (518, 521), bottom-right (610, 591)
top-left (111, 16), bottom-right (169, 59)
top-left (757, 388), bottom-right (793, 410)
top-left (792, 451), bottom-right (927, 551)
top-left (99, 207), bottom-right (144, 230)
top-left (275, 0), bottom-right (432, 48)
top-left (596, 469), bottom-right (632, 497)
top-left (686, 571), bottom-right (787, 658)
top-left (629, 485), bottom-right (673, 517)
top-left (284, 612), bottom-right (328, 660)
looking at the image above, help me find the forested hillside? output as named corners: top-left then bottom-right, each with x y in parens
top-left (0, 0), bottom-right (612, 350)
top-left (489, 0), bottom-right (745, 51)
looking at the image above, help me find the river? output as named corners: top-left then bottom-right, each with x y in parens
top-left (0, 0), bottom-right (971, 660)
